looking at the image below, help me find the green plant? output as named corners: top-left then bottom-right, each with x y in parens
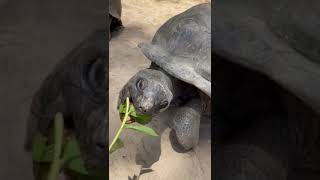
top-left (32, 97), bottom-right (158, 179)
top-left (32, 113), bottom-right (105, 180)
top-left (109, 97), bottom-right (158, 154)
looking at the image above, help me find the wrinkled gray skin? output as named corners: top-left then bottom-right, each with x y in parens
top-left (213, 0), bottom-right (320, 180)
top-left (118, 3), bottom-right (211, 150)
top-left (25, 29), bottom-right (107, 169)
top-left (118, 65), bottom-right (203, 150)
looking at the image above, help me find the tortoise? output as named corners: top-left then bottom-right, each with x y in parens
top-left (24, 28), bottom-right (107, 170)
top-left (109, 0), bottom-right (122, 39)
top-left (213, 0), bottom-right (320, 180)
top-left (118, 3), bottom-right (211, 150)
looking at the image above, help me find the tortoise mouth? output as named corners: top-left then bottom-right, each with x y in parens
top-left (118, 98), bottom-right (155, 125)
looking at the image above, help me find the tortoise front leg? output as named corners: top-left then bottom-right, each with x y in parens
top-left (172, 98), bottom-right (201, 150)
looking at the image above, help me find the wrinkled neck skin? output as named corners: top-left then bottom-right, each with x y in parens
top-left (149, 63), bottom-right (199, 108)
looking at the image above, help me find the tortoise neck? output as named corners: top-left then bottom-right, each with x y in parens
top-left (148, 62), bottom-right (197, 103)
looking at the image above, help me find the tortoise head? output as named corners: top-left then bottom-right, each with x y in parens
top-left (118, 69), bottom-right (173, 115)
top-left (25, 29), bottom-right (108, 169)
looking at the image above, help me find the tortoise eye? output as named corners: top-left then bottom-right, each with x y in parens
top-left (160, 100), bottom-right (168, 109)
top-left (136, 79), bottom-right (145, 90)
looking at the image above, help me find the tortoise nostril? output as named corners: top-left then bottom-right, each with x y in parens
top-left (139, 106), bottom-right (147, 113)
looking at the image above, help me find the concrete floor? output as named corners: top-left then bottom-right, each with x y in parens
top-left (109, 0), bottom-right (211, 179)
top-left (0, 0), bottom-right (106, 179)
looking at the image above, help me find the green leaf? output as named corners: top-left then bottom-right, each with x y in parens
top-left (32, 134), bottom-right (47, 161)
top-left (128, 104), bottom-right (136, 114)
top-left (126, 104), bottom-right (152, 124)
top-left (119, 103), bottom-right (136, 114)
top-left (118, 104), bottom-right (125, 113)
top-left (124, 124), bottom-right (158, 137)
top-left (41, 144), bottom-right (55, 162)
top-left (131, 115), bottom-right (152, 125)
top-left (67, 156), bottom-right (89, 175)
top-left (118, 102), bottom-right (152, 124)
top-left (62, 137), bottom-right (81, 161)
top-left (62, 137), bottom-right (89, 175)
top-left (66, 156), bottom-right (107, 179)
top-left (32, 134), bottom-right (53, 162)
top-left (109, 138), bottom-right (124, 154)
top-left (62, 137), bottom-right (107, 178)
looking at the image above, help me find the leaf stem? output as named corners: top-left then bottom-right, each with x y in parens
top-left (47, 113), bottom-right (64, 180)
top-left (109, 97), bottom-right (130, 152)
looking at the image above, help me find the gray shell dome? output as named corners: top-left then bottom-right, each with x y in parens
top-left (138, 3), bottom-right (211, 97)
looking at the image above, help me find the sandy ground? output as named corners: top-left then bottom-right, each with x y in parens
top-left (0, 0), bottom-right (105, 179)
top-left (109, 0), bottom-right (211, 179)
